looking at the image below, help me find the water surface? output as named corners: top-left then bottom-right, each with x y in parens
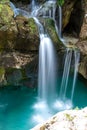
top-left (0, 76), bottom-right (87, 130)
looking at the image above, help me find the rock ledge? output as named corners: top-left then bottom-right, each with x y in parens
top-left (32, 107), bottom-right (87, 130)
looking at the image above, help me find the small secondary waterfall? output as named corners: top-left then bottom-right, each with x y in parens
top-left (60, 49), bottom-right (72, 99)
top-left (59, 49), bottom-right (80, 101)
top-left (31, 0), bottom-right (36, 11)
top-left (71, 51), bottom-right (80, 100)
top-left (10, 2), bottom-right (30, 18)
top-left (58, 5), bottom-right (62, 38)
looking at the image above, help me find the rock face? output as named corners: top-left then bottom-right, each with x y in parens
top-left (32, 107), bottom-right (87, 130)
top-left (0, 0), bottom-right (87, 86)
top-left (76, 0), bottom-right (87, 79)
top-left (0, 2), bottom-right (40, 51)
top-left (62, 0), bottom-right (77, 29)
top-left (63, 0), bottom-right (84, 37)
top-left (0, 1), bottom-right (64, 86)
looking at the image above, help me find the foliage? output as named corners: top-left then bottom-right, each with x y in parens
top-left (57, 0), bottom-right (64, 6)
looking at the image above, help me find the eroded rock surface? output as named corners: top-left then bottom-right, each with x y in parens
top-left (32, 107), bottom-right (87, 130)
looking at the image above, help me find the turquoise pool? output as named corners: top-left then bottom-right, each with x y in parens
top-left (0, 76), bottom-right (87, 130)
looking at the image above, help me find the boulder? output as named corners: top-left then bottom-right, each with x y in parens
top-left (0, 3), bottom-right (40, 51)
top-left (32, 107), bottom-right (87, 130)
top-left (14, 16), bottom-right (40, 52)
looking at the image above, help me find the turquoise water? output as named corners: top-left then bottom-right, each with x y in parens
top-left (0, 76), bottom-right (87, 130)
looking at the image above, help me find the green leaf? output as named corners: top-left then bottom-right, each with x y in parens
top-left (57, 0), bottom-right (64, 6)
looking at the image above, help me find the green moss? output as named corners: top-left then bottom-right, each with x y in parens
top-left (44, 18), bottom-right (63, 48)
top-left (6, 68), bottom-right (19, 75)
top-left (20, 68), bottom-right (27, 79)
top-left (74, 106), bottom-right (79, 110)
top-left (0, 3), bottom-right (13, 24)
top-left (28, 18), bottom-right (38, 34)
top-left (65, 113), bottom-right (74, 121)
top-left (0, 0), bottom-right (9, 4)
top-left (0, 67), bottom-right (5, 76)
top-left (57, 0), bottom-right (64, 6)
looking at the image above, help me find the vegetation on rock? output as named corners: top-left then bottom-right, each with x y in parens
top-left (57, 0), bottom-right (64, 6)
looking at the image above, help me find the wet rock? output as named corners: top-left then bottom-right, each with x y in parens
top-left (39, 18), bottom-right (64, 51)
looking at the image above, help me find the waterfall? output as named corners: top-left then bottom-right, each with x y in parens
top-left (59, 49), bottom-right (80, 102)
top-left (10, 2), bottom-right (30, 18)
top-left (71, 51), bottom-right (80, 100)
top-left (58, 5), bottom-right (62, 38)
top-left (32, 1), bottom-right (57, 101)
top-left (10, 0), bottom-right (80, 108)
top-left (34, 17), bottom-right (56, 101)
top-left (59, 49), bottom-right (72, 99)
top-left (31, 0), bottom-right (36, 11)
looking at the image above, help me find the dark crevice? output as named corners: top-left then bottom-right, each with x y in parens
top-left (63, 0), bottom-right (85, 38)
top-left (10, 0), bottom-right (31, 5)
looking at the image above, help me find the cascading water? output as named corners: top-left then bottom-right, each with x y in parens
top-left (10, 0), bottom-right (57, 104)
top-left (30, 0), bottom-right (57, 101)
top-left (71, 51), bottom-right (80, 100)
top-left (31, 1), bottom-right (57, 123)
top-left (9, 0), bottom-right (82, 127)
top-left (31, 0), bottom-right (36, 11)
top-left (10, 2), bottom-right (30, 18)
top-left (59, 48), bottom-right (80, 102)
top-left (58, 5), bottom-right (62, 38)
top-left (33, 17), bottom-right (56, 101)
top-left (59, 49), bottom-right (72, 99)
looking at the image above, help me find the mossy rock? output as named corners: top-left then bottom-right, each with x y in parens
top-left (14, 16), bottom-right (40, 51)
top-left (0, 3), bottom-right (40, 52)
top-left (0, 67), bottom-right (6, 86)
top-left (0, 2), bottom-right (17, 51)
top-left (0, 67), bottom-right (5, 77)
top-left (0, 0), bottom-right (9, 4)
top-left (40, 18), bottom-right (65, 51)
